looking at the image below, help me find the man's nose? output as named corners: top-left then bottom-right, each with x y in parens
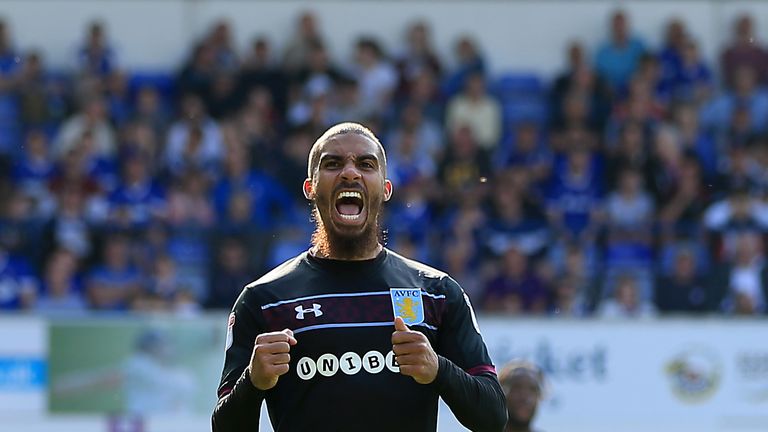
top-left (340, 161), bottom-right (361, 181)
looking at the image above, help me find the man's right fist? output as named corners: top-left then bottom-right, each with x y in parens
top-left (248, 329), bottom-right (297, 390)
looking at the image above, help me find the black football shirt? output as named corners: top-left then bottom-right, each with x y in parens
top-left (215, 248), bottom-right (501, 431)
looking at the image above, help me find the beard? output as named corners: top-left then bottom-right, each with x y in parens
top-left (310, 206), bottom-right (383, 260)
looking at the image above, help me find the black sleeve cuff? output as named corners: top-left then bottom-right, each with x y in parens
top-left (229, 367), bottom-right (267, 402)
top-left (431, 355), bottom-right (457, 391)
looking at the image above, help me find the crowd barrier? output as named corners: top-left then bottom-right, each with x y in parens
top-left (1, 314), bottom-right (766, 432)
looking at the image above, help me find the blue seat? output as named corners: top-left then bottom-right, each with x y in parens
top-left (0, 125), bottom-right (21, 156)
top-left (128, 71), bottom-right (176, 101)
top-left (502, 98), bottom-right (548, 125)
top-left (493, 73), bottom-right (544, 101)
top-left (0, 95), bottom-right (19, 122)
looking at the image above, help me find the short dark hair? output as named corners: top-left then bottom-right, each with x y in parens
top-left (306, 122), bottom-right (387, 179)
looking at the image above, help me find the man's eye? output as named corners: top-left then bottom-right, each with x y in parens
top-left (324, 161), bottom-right (340, 169)
top-left (360, 161), bottom-right (374, 169)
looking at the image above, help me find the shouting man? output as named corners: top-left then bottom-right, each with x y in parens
top-left (212, 123), bottom-right (506, 431)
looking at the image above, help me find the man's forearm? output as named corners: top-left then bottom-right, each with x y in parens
top-left (431, 356), bottom-right (507, 432)
top-left (212, 368), bottom-right (265, 432)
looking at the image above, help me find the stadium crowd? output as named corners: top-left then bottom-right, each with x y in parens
top-left (0, 10), bottom-right (767, 317)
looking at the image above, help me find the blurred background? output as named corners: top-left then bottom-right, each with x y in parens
top-left (0, 0), bottom-right (767, 431)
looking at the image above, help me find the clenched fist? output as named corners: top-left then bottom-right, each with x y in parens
top-left (249, 329), bottom-right (297, 390)
top-left (392, 316), bottom-right (439, 384)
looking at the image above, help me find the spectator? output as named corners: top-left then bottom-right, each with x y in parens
top-left (0, 238), bottom-right (39, 310)
top-left (130, 86), bottom-right (171, 139)
top-left (40, 186), bottom-right (94, 263)
top-left (352, 37), bottom-right (398, 117)
top-left (106, 149), bottom-right (166, 229)
top-left (205, 20), bottom-right (238, 72)
top-left (166, 169), bottom-right (215, 229)
top-left (657, 156), bottom-right (709, 238)
top-left (550, 243), bottom-right (601, 313)
top-left (212, 144), bottom-right (295, 230)
top-left (443, 35), bottom-right (486, 97)
top-left (446, 71), bottom-right (502, 151)
top-left (597, 273), bottom-right (656, 318)
top-left (0, 189), bottom-right (41, 264)
top-left (240, 36), bottom-right (287, 112)
top-left (386, 102), bottom-right (443, 162)
top-left (206, 72), bottom-right (240, 119)
top-left (594, 10), bottom-right (646, 92)
top-left (605, 168), bottom-right (654, 229)
top-left (177, 41), bottom-right (217, 100)
top-left (720, 14), bottom-right (768, 89)
top-left (233, 87), bottom-right (279, 166)
top-left (499, 361), bottom-right (545, 432)
top-left (647, 125), bottom-right (685, 203)
top-left (483, 247), bottom-right (550, 314)
top-left (703, 185), bottom-right (768, 258)
top-left (206, 237), bottom-right (252, 309)
top-left (12, 130), bottom-right (55, 214)
top-left (715, 142), bottom-right (762, 197)
top-left (713, 232), bottom-right (767, 315)
top-left (400, 68), bottom-right (443, 124)
top-left (0, 18), bottom-right (19, 85)
top-left (395, 20), bottom-right (442, 98)
top-left (386, 128), bottom-right (437, 189)
top-left (671, 103), bottom-right (717, 176)
top-left (164, 94), bottom-right (223, 177)
top-left (282, 11), bottom-right (324, 73)
top-left (52, 96), bottom-right (117, 158)
top-left (436, 125), bottom-right (492, 208)
top-left (47, 142), bottom-right (104, 208)
top-left (85, 233), bottom-right (142, 311)
top-left (479, 184), bottom-right (549, 258)
top-left (546, 147), bottom-right (603, 244)
top-left (77, 20), bottom-right (116, 78)
top-left (104, 70), bottom-right (132, 125)
top-left (292, 40), bottom-right (346, 99)
top-left (549, 276), bottom-right (589, 317)
top-left (441, 240), bottom-right (482, 301)
top-left (16, 50), bottom-right (70, 130)
top-left (35, 248), bottom-right (86, 314)
top-left (385, 180), bottom-right (433, 249)
top-left (658, 18), bottom-right (688, 82)
top-left (661, 39), bottom-right (713, 103)
top-left (655, 248), bottom-right (712, 313)
top-left (700, 65), bottom-right (768, 134)
top-left (330, 76), bottom-right (372, 123)
top-left (139, 253), bottom-right (203, 310)
top-left (121, 121), bottom-right (163, 177)
top-left (497, 122), bottom-right (552, 185)
top-left (550, 41), bottom-right (611, 130)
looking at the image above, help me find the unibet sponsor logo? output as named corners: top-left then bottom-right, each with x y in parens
top-left (297, 350), bottom-right (399, 380)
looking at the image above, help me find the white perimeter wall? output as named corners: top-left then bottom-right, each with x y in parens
top-left (2, 1), bottom-right (768, 78)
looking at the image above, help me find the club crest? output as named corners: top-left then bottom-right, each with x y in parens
top-left (389, 288), bottom-right (424, 325)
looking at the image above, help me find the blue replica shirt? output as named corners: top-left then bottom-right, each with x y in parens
top-left (0, 254), bottom-right (39, 310)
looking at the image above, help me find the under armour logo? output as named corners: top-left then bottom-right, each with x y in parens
top-left (295, 303), bottom-right (323, 319)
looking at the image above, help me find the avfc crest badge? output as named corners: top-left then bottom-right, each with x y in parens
top-left (389, 288), bottom-right (424, 325)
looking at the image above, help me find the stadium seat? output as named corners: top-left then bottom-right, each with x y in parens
top-left (492, 72), bottom-right (545, 101)
top-left (128, 71), bottom-right (177, 101)
top-left (501, 98), bottom-right (548, 125)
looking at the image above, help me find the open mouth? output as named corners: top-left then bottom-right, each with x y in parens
top-left (334, 190), bottom-right (365, 223)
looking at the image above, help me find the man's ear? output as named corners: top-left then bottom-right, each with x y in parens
top-left (383, 179), bottom-right (393, 201)
top-left (303, 178), bottom-right (314, 200)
